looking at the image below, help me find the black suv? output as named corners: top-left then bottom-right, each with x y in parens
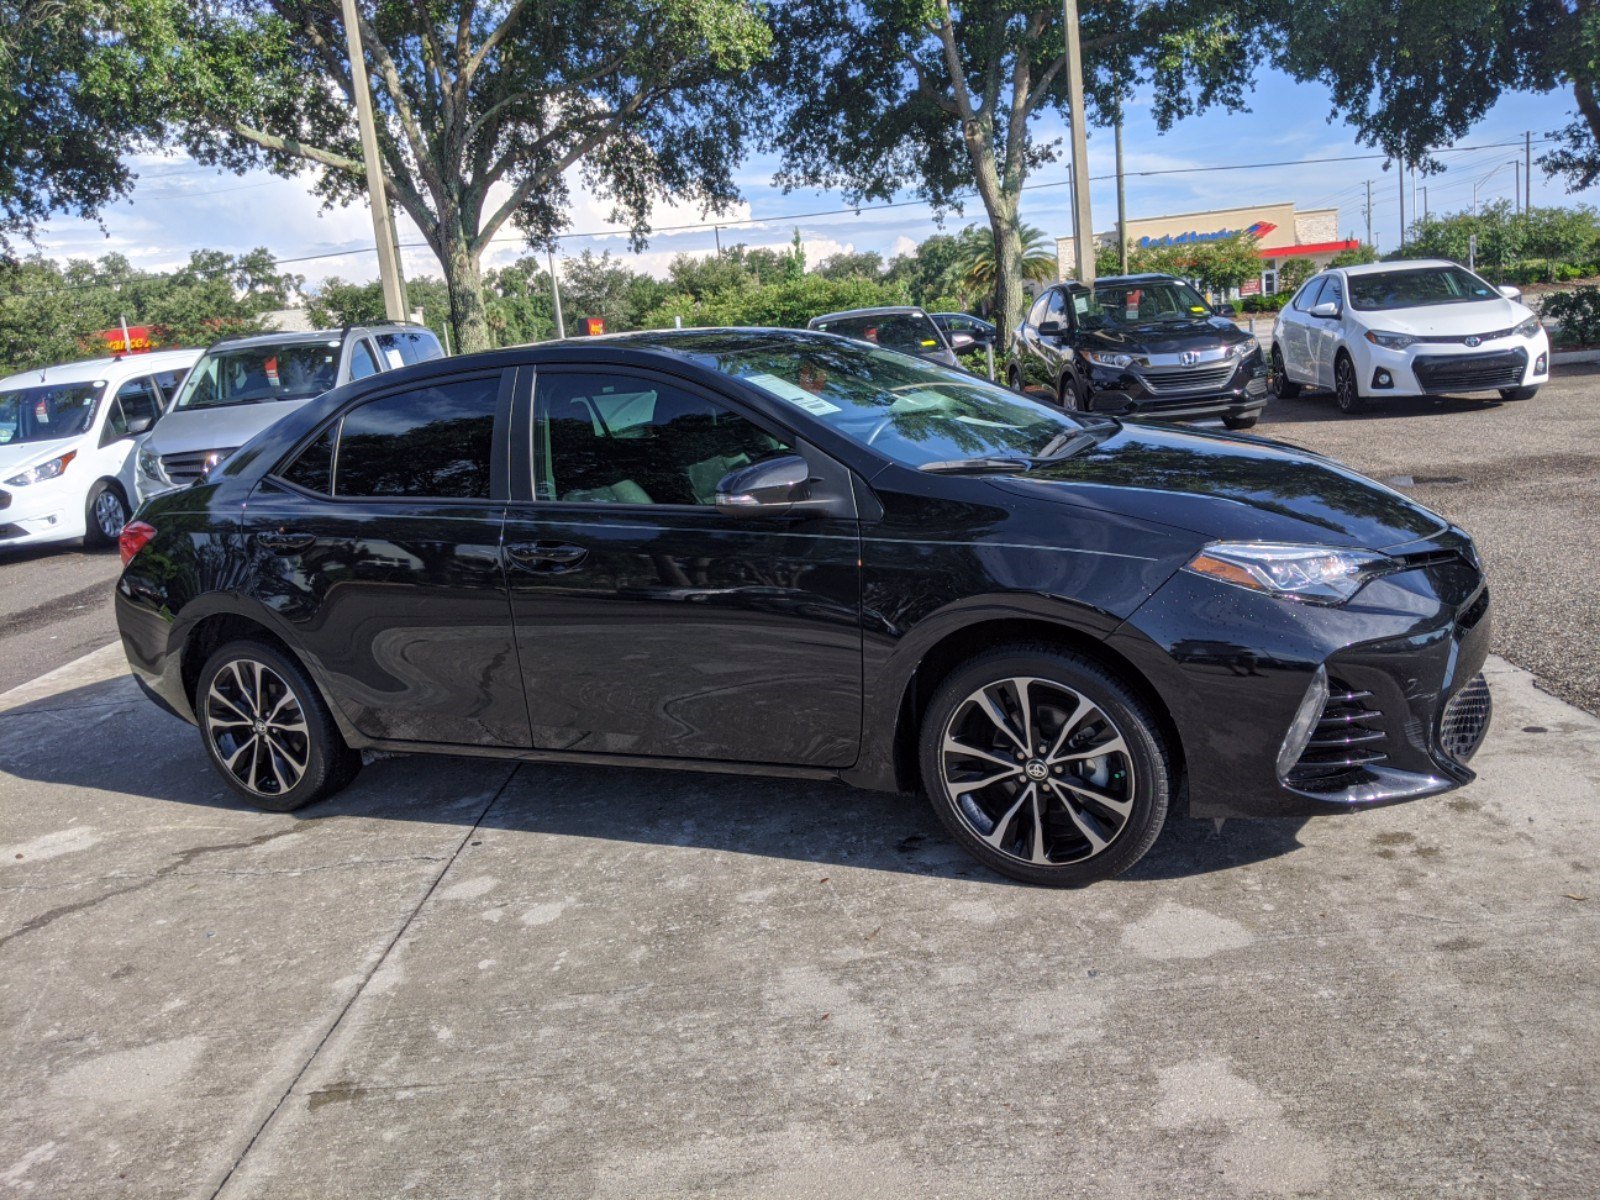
top-left (1008, 273), bottom-right (1269, 430)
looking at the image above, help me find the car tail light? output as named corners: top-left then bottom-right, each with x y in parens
top-left (119, 520), bottom-right (157, 567)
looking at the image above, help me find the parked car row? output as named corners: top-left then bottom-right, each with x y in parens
top-left (0, 322), bottom-right (443, 552)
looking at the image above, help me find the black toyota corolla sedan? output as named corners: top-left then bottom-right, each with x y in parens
top-left (1009, 273), bottom-right (1269, 429)
top-left (115, 328), bottom-right (1492, 886)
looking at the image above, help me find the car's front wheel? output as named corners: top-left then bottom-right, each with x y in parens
top-left (918, 645), bottom-right (1172, 886)
top-left (1057, 373), bottom-right (1084, 411)
top-left (196, 639), bottom-right (360, 812)
top-left (1498, 385), bottom-right (1539, 401)
top-left (1334, 352), bottom-right (1368, 414)
top-left (83, 480), bottom-right (128, 549)
top-left (1271, 345), bottom-right (1301, 398)
top-left (1222, 414), bottom-right (1258, 431)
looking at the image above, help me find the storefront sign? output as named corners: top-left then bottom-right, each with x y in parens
top-left (98, 325), bottom-right (154, 355)
top-left (1138, 220), bottom-right (1278, 249)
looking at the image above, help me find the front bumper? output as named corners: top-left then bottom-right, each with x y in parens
top-left (0, 477), bottom-right (81, 548)
top-left (1108, 529), bottom-right (1491, 819)
top-left (1086, 356), bottom-right (1269, 420)
top-left (1362, 332), bottom-right (1550, 396)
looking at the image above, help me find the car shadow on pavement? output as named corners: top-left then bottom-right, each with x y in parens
top-left (2, 674), bottom-right (1310, 887)
top-left (1259, 393), bottom-right (1507, 425)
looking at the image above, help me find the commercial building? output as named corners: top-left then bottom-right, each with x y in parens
top-left (1056, 201), bottom-right (1361, 296)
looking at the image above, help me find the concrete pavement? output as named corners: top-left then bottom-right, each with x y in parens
top-left (0, 545), bottom-right (123, 693)
top-left (1, 644), bottom-right (1597, 1197)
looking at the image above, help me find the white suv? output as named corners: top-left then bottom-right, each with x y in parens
top-left (0, 349), bottom-right (200, 550)
top-left (1272, 259), bottom-right (1550, 414)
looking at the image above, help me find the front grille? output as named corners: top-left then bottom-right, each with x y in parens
top-left (1286, 678), bottom-right (1389, 791)
top-left (1414, 327), bottom-right (1519, 344)
top-left (0, 523), bottom-right (23, 540)
top-left (0, 488), bottom-right (9, 510)
top-left (160, 448), bottom-right (238, 484)
top-left (1139, 363), bottom-right (1239, 394)
top-left (1439, 674), bottom-right (1492, 763)
top-left (1412, 349), bottom-right (1528, 393)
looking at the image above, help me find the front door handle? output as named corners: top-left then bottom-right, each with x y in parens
top-left (505, 541), bottom-right (589, 571)
top-left (257, 530), bottom-right (316, 553)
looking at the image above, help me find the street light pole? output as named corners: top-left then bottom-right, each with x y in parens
top-left (339, 0), bottom-right (407, 323)
top-left (1114, 112), bottom-right (1128, 275)
top-left (548, 248), bottom-right (566, 340)
top-left (1062, 0), bottom-right (1095, 285)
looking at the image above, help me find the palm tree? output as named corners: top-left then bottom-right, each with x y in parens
top-left (959, 223), bottom-right (1058, 304)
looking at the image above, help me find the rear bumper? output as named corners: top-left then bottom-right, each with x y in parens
top-left (1108, 531), bottom-right (1492, 819)
top-left (1087, 359), bottom-right (1270, 420)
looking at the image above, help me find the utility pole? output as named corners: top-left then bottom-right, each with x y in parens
top-left (1514, 161), bottom-right (1522, 215)
top-left (1114, 112), bottom-right (1128, 275)
top-left (547, 248), bottom-right (565, 340)
top-left (339, 0), bottom-right (407, 323)
top-left (1063, 0), bottom-right (1095, 285)
top-left (387, 199), bottom-right (410, 320)
top-left (1422, 186), bottom-right (1428, 221)
top-left (1364, 180), bottom-right (1374, 251)
top-left (713, 225), bottom-right (723, 256)
top-left (1397, 152), bottom-right (1406, 255)
top-left (1525, 131), bottom-right (1533, 212)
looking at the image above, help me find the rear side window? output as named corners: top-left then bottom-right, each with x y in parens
top-left (376, 328), bottom-right (445, 366)
top-left (334, 377), bottom-right (499, 499)
top-left (813, 313), bottom-right (941, 355)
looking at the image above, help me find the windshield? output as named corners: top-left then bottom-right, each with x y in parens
top-left (1347, 266), bottom-right (1499, 311)
top-left (642, 331), bottom-right (1086, 467)
top-left (173, 341), bottom-right (341, 410)
top-left (811, 313), bottom-right (945, 356)
top-left (0, 383), bottom-right (102, 446)
top-left (1075, 279), bottom-right (1214, 330)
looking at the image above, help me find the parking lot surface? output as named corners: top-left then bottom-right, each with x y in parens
top-left (0, 544), bottom-right (121, 693)
top-left (2, 644), bottom-right (1598, 1198)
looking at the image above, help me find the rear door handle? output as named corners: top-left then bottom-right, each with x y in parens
top-left (505, 541), bottom-right (588, 571)
top-left (257, 530), bottom-right (316, 552)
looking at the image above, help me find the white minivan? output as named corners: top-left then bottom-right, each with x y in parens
top-left (0, 349), bottom-right (201, 551)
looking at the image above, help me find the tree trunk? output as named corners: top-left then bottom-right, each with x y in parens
top-left (438, 220), bottom-right (491, 354)
top-left (990, 203), bottom-right (1027, 348)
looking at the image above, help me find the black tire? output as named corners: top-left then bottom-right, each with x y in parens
top-left (195, 639), bottom-right (360, 812)
top-left (1498, 385), bottom-right (1539, 401)
top-left (1222, 414), bottom-right (1258, 431)
top-left (1057, 372), bottom-right (1084, 411)
top-left (1334, 351), bottom-right (1368, 414)
top-left (83, 480), bottom-right (128, 549)
top-left (917, 644), bottom-right (1173, 886)
top-left (1270, 345), bottom-right (1301, 398)
top-left (1007, 365), bottom-right (1025, 393)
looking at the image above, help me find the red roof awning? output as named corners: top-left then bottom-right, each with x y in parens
top-left (1257, 239), bottom-right (1361, 260)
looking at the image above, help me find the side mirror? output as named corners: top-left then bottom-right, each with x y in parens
top-left (1497, 284), bottom-right (1522, 301)
top-left (715, 454), bottom-right (855, 520)
top-left (1215, 303), bottom-right (1237, 317)
top-left (1037, 319), bottom-right (1067, 337)
top-left (126, 414), bottom-right (154, 435)
top-left (947, 330), bottom-right (976, 352)
top-left (1309, 301), bottom-right (1341, 320)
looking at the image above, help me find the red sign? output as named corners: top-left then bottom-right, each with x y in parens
top-left (99, 326), bottom-right (154, 355)
top-left (582, 317), bottom-right (606, 336)
top-left (1239, 278), bottom-right (1262, 297)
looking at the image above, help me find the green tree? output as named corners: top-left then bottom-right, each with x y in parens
top-left (814, 250), bottom-right (886, 280)
top-left (886, 233), bottom-right (971, 309)
top-left (304, 275), bottom-right (454, 342)
top-left (959, 223), bottom-right (1058, 296)
top-left (129, 0), bottom-right (771, 353)
top-left (642, 272), bottom-right (908, 329)
top-left (762, 1), bottom-right (1257, 342)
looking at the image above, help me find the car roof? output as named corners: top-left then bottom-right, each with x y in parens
top-left (931, 312), bottom-right (991, 321)
top-left (808, 306), bottom-right (929, 325)
top-left (0, 348), bottom-right (202, 390)
top-left (1336, 258), bottom-right (1457, 276)
top-left (199, 330), bottom-right (350, 353)
top-left (1066, 273), bottom-right (1179, 288)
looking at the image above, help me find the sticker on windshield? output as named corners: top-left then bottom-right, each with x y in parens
top-left (745, 373), bottom-right (841, 415)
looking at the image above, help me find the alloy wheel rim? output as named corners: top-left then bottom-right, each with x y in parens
top-left (95, 490), bottom-right (126, 539)
top-left (205, 659), bottom-right (310, 797)
top-left (940, 676), bottom-right (1136, 866)
top-left (1337, 359), bottom-right (1356, 407)
top-left (1271, 349), bottom-right (1287, 395)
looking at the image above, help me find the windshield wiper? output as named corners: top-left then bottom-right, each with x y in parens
top-left (1033, 421), bottom-right (1120, 462)
top-left (918, 456), bottom-right (1033, 475)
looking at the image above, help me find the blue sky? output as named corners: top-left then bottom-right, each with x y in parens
top-left (32, 69), bottom-right (1588, 290)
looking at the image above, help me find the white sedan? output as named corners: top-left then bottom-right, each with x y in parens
top-left (1271, 259), bottom-right (1549, 414)
top-left (0, 349), bottom-right (199, 551)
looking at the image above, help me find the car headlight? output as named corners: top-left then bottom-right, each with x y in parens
top-left (1514, 316), bottom-right (1542, 339)
top-left (4, 450), bottom-right (76, 487)
top-left (1364, 329), bottom-right (1417, 351)
top-left (1232, 336), bottom-right (1260, 358)
top-left (137, 445), bottom-right (166, 482)
top-left (1186, 541), bottom-right (1395, 605)
top-left (1083, 350), bottom-right (1138, 369)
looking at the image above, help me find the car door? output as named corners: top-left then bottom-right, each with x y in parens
top-left (500, 363), bottom-right (864, 767)
top-left (1013, 292), bottom-right (1052, 393)
top-left (98, 375), bottom-right (164, 500)
top-left (244, 369), bottom-right (529, 747)
top-left (1310, 274), bottom-right (1346, 388)
top-left (1281, 277), bottom-right (1325, 382)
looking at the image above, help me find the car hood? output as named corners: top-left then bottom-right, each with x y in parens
top-left (1355, 297), bottom-right (1530, 336)
top-left (1083, 316), bottom-right (1249, 356)
top-left (992, 421), bottom-right (1448, 550)
top-left (146, 400), bottom-right (314, 454)
top-left (0, 436), bottom-right (80, 476)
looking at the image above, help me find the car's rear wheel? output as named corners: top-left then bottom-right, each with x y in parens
top-left (196, 639), bottom-right (360, 812)
top-left (1222, 414), bottom-right (1258, 431)
top-left (1007, 365), bottom-right (1024, 392)
top-left (1498, 385), bottom-right (1539, 401)
top-left (918, 645), bottom-right (1172, 886)
top-left (1271, 345), bottom-right (1301, 398)
top-left (1334, 351), bottom-right (1368, 414)
top-left (83, 481), bottom-right (128, 549)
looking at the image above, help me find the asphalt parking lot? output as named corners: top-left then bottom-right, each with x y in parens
top-left (2, 369), bottom-right (1599, 1197)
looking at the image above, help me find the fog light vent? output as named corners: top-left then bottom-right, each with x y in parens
top-left (1276, 666), bottom-right (1328, 781)
top-left (1284, 675), bottom-right (1391, 790)
top-left (1439, 674), bottom-right (1492, 764)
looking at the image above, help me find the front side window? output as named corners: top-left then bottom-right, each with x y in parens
top-left (172, 341), bottom-right (341, 410)
top-left (632, 332), bottom-right (1085, 469)
top-left (335, 377), bottom-right (499, 499)
top-left (1042, 290), bottom-right (1068, 325)
top-left (1026, 294), bottom-right (1051, 327)
top-left (1292, 277), bottom-right (1328, 312)
top-left (1076, 278), bottom-right (1212, 330)
top-left (280, 424), bottom-right (337, 495)
top-left (105, 377), bottom-right (162, 439)
top-left (813, 312), bottom-right (943, 356)
top-left (1347, 265), bottom-right (1499, 311)
top-left (535, 373), bottom-right (789, 505)
top-left (0, 383), bottom-right (101, 445)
